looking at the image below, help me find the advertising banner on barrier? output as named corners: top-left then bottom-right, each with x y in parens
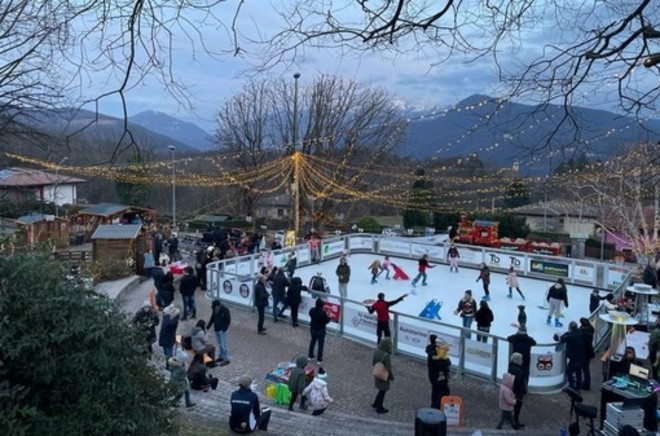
top-left (464, 339), bottom-right (494, 367)
top-left (529, 351), bottom-right (565, 377)
top-left (427, 330), bottom-right (462, 358)
top-left (484, 251), bottom-right (525, 271)
top-left (397, 322), bottom-right (429, 349)
top-left (298, 247), bottom-right (311, 264)
top-left (457, 247), bottom-right (483, 266)
top-left (411, 244), bottom-right (445, 261)
top-left (343, 306), bottom-right (378, 337)
top-left (349, 236), bottom-right (374, 250)
top-left (528, 259), bottom-right (571, 277)
top-left (379, 239), bottom-right (411, 256)
top-left (322, 240), bottom-right (345, 258)
top-left (216, 278), bottom-right (253, 307)
top-left (607, 265), bottom-right (628, 288)
top-left (573, 263), bottom-right (595, 283)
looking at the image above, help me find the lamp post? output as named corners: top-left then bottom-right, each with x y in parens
top-left (54, 156), bottom-right (68, 217)
top-left (168, 145), bottom-right (176, 230)
top-left (292, 72), bottom-right (301, 237)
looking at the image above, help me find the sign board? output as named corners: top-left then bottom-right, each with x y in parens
top-left (484, 250), bottom-right (525, 271)
top-left (573, 263), bottom-right (595, 283)
top-left (456, 247), bottom-right (483, 266)
top-left (529, 351), bottom-right (565, 377)
top-left (441, 396), bottom-right (463, 427)
top-left (343, 306), bottom-right (378, 337)
top-left (464, 339), bottom-right (494, 367)
top-left (214, 278), bottom-right (253, 308)
top-left (397, 322), bottom-right (430, 349)
top-left (411, 244), bottom-right (445, 260)
top-left (607, 265), bottom-right (629, 288)
top-left (528, 259), bottom-right (570, 277)
top-left (349, 236), bottom-right (373, 250)
top-left (322, 240), bottom-right (345, 258)
top-left (297, 247), bottom-right (311, 264)
top-left (379, 239), bottom-right (411, 256)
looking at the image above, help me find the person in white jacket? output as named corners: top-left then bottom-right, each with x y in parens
top-left (302, 368), bottom-right (333, 416)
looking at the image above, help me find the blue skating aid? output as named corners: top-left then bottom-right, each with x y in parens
top-left (419, 299), bottom-right (443, 320)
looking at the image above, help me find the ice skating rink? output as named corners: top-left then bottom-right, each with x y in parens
top-left (294, 253), bottom-right (593, 342)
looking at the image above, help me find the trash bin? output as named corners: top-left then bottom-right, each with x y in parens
top-left (415, 407), bottom-right (446, 436)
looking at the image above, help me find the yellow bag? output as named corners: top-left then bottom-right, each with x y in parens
top-left (266, 384), bottom-right (276, 398)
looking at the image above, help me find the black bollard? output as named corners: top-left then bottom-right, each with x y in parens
top-left (415, 407), bottom-right (447, 436)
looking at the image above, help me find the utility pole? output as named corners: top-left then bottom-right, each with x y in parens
top-left (291, 72), bottom-right (301, 237)
top-left (54, 157), bottom-right (68, 217)
top-left (293, 152), bottom-right (300, 238)
top-left (168, 145), bottom-right (176, 230)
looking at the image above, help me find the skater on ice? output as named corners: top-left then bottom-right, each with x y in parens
top-left (506, 267), bottom-right (525, 300)
top-left (446, 243), bottom-right (460, 273)
top-left (546, 278), bottom-right (568, 327)
top-left (368, 259), bottom-right (381, 284)
top-left (309, 272), bottom-right (329, 294)
top-left (454, 290), bottom-right (477, 339)
top-left (366, 292), bottom-right (408, 344)
top-left (475, 300), bottom-right (494, 343)
top-left (379, 256), bottom-right (392, 280)
top-left (336, 257), bottom-right (351, 297)
top-left (411, 254), bottom-right (435, 287)
top-left (476, 263), bottom-right (491, 301)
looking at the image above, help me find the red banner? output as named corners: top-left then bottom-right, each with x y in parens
top-left (323, 301), bottom-right (341, 323)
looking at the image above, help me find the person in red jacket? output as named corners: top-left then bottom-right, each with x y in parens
top-left (411, 254), bottom-right (435, 287)
top-left (367, 292), bottom-right (408, 344)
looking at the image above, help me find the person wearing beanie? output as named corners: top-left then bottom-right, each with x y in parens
top-left (308, 298), bottom-right (331, 363)
top-left (288, 356), bottom-right (310, 411)
top-left (546, 278), bottom-right (568, 327)
top-left (167, 356), bottom-right (195, 408)
top-left (553, 321), bottom-right (584, 390)
top-left (508, 352), bottom-right (527, 428)
top-left (230, 375), bottom-right (271, 433)
top-left (254, 274), bottom-right (269, 335)
top-left (161, 271), bottom-right (175, 308)
top-left (496, 372), bottom-right (518, 430)
top-left (303, 367), bottom-right (334, 416)
top-left (159, 304), bottom-right (180, 364)
top-left (475, 300), bottom-right (494, 343)
top-left (579, 318), bottom-right (595, 390)
top-left (367, 292), bottom-right (408, 345)
top-left (507, 326), bottom-right (537, 383)
top-left (454, 290), bottom-right (477, 339)
top-left (207, 299), bottom-right (231, 365)
top-left (476, 263), bottom-right (491, 301)
top-left (309, 272), bottom-right (329, 294)
top-left (426, 335), bottom-right (451, 409)
top-left (179, 266), bottom-right (198, 321)
top-left (132, 299), bottom-right (159, 354)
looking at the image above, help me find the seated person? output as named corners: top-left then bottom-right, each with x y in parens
top-left (230, 375), bottom-right (270, 434)
top-left (190, 320), bottom-right (217, 367)
top-left (604, 294), bottom-right (624, 312)
top-left (619, 346), bottom-right (644, 376)
top-left (652, 351), bottom-right (660, 382)
top-left (187, 352), bottom-right (219, 391)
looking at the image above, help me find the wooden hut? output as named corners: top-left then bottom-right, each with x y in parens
top-left (77, 203), bottom-right (155, 238)
top-left (91, 224), bottom-right (148, 273)
top-left (16, 213), bottom-right (70, 247)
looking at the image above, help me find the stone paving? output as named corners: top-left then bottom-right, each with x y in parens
top-left (114, 277), bottom-right (604, 435)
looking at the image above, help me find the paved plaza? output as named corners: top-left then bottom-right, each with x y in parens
top-left (114, 277), bottom-right (602, 435)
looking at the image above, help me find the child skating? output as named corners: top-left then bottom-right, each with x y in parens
top-left (446, 244), bottom-right (460, 273)
top-left (476, 263), bottom-right (491, 301)
top-left (506, 267), bottom-right (525, 300)
top-left (368, 259), bottom-right (381, 284)
top-left (411, 254), bottom-right (435, 287)
top-left (379, 256), bottom-right (392, 280)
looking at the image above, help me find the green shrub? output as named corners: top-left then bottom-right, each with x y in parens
top-left (356, 216), bottom-right (381, 233)
top-left (89, 259), bottom-right (132, 283)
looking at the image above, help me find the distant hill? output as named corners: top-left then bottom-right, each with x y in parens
top-left (404, 94), bottom-right (660, 175)
top-left (129, 110), bottom-right (214, 151)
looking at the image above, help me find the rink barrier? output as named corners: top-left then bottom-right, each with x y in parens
top-left (205, 233), bottom-right (633, 392)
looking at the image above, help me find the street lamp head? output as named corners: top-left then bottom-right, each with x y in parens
top-left (293, 72), bottom-right (301, 79)
top-left (168, 145), bottom-right (176, 151)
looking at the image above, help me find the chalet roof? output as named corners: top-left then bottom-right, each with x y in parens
top-left (91, 224), bottom-right (142, 240)
top-left (78, 203), bottom-right (153, 217)
top-left (16, 213), bottom-right (65, 225)
top-left (512, 202), bottom-right (598, 219)
top-left (0, 167), bottom-right (85, 187)
top-left (194, 214), bottom-right (232, 223)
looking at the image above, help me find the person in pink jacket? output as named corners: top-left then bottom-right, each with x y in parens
top-left (506, 267), bottom-right (525, 300)
top-left (496, 372), bottom-right (518, 430)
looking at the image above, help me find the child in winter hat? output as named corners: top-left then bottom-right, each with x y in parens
top-left (303, 367), bottom-right (333, 416)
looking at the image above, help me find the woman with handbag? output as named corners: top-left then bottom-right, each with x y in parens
top-left (371, 337), bottom-right (394, 414)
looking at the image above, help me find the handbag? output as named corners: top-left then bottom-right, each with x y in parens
top-left (372, 354), bottom-right (389, 381)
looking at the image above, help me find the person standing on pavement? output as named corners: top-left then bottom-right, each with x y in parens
top-left (553, 321), bottom-right (584, 390)
top-left (508, 352), bottom-right (528, 429)
top-left (132, 300), bottom-right (159, 354)
top-left (496, 372), bottom-right (518, 430)
top-left (426, 335), bottom-right (451, 409)
top-left (336, 257), bottom-right (351, 297)
top-left (308, 298), bottom-right (331, 363)
top-left (154, 232), bottom-right (164, 265)
top-left (152, 266), bottom-right (166, 309)
top-left (579, 317), bottom-right (595, 390)
top-left (454, 290), bottom-right (477, 339)
top-left (367, 292), bottom-right (408, 345)
top-left (159, 304), bottom-right (180, 365)
top-left (506, 326), bottom-right (537, 384)
top-left (207, 299), bottom-right (231, 366)
top-left (288, 356), bottom-right (310, 411)
top-left (179, 266), bottom-right (198, 320)
top-left (168, 232), bottom-right (179, 262)
top-left (287, 277), bottom-right (308, 327)
top-left (411, 254), bottom-right (435, 287)
top-left (254, 274), bottom-right (269, 335)
top-left (271, 268), bottom-right (290, 322)
top-left (476, 263), bottom-right (491, 301)
top-left (371, 337), bottom-right (394, 414)
top-left (143, 249), bottom-right (155, 277)
top-left (162, 271), bottom-right (175, 308)
top-left (168, 355), bottom-right (195, 408)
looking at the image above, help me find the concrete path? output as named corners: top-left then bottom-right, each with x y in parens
top-left (110, 277), bottom-right (603, 435)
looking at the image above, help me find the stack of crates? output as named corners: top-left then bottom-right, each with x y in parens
top-left (602, 402), bottom-right (644, 435)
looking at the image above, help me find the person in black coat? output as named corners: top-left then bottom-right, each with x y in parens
top-left (151, 266), bottom-right (166, 309)
top-left (308, 298), bottom-right (331, 363)
top-left (554, 321), bottom-right (584, 390)
top-left (254, 275), bottom-right (269, 335)
top-left (159, 304), bottom-right (180, 364)
top-left (508, 352), bottom-right (528, 428)
top-left (187, 352), bottom-right (219, 391)
top-left (162, 271), bottom-right (176, 308)
top-left (475, 300), bottom-right (494, 343)
top-left (207, 299), bottom-right (231, 365)
top-left (507, 326), bottom-right (537, 383)
top-left (271, 268), bottom-right (290, 322)
top-left (644, 262), bottom-right (658, 289)
top-left (287, 277), bottom-right (308, 327)
top-left (426, 334), bottom-right (451, 409)
top-left (230, 376), bottom-right (270, 433)
top-left (179, 266), bottom-right (198, 320)
top-left (579, 317), bottom-right (595, 390)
